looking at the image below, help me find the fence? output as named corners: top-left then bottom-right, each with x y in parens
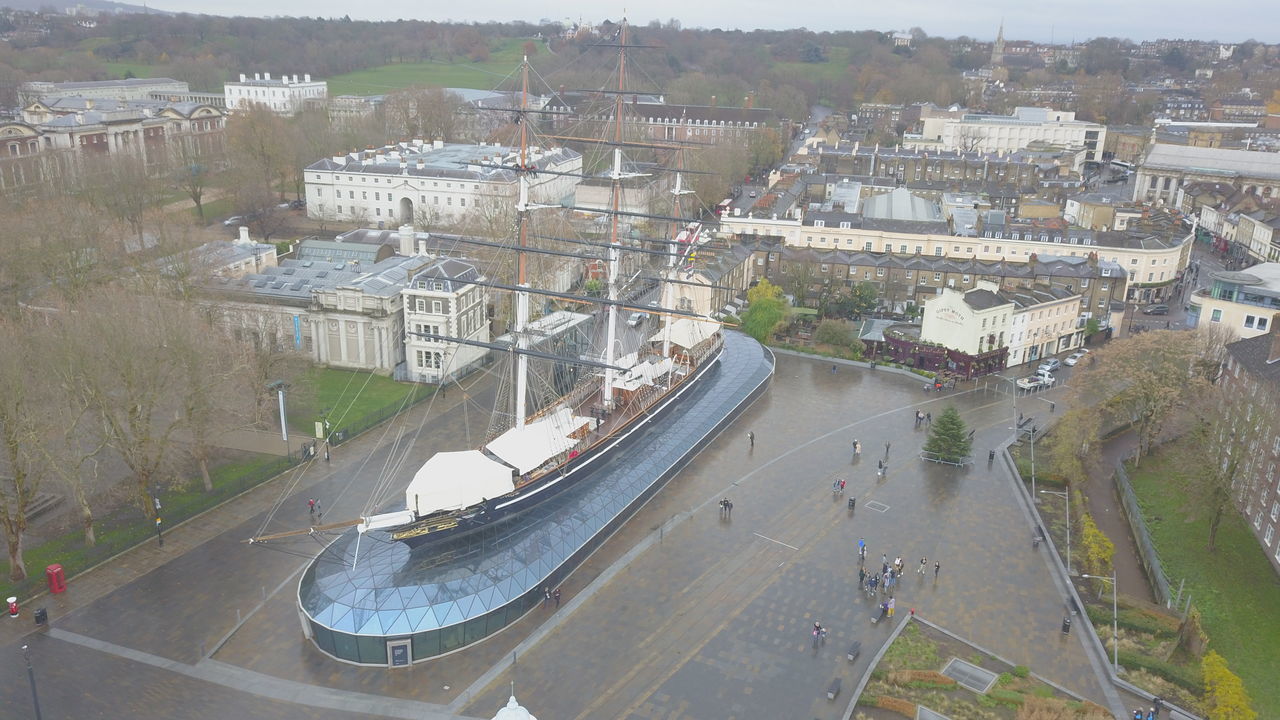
top-left (1113, 461), bottom-right (1175, 608)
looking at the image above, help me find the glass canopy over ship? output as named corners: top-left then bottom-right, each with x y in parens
top-left (297, 332), bottom-right (773, 664)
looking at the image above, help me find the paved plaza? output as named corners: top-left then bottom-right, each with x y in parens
top-left (0, 348), bottom-right (1117, 719)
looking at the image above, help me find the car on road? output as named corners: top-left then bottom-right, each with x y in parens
top-left (626, 312), bottom-right (645, 328)
top-left (289, 199), bottom-right (307, 210)
top-left (1142, 304), bottom-right (1170, 315)
top-left (222, 215), bottom-right (247, 227)
top-left (1037, 358), bottom-right (1061, 373)
top-left (1016, 374), bottom-right (1057, 390)
top-left (1062, 349), bottom-right (1089, 366)
top-left (748, 191), bottom-right (758, 198)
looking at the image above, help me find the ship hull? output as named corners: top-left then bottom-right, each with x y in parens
top-left (391, 340), bottom-right (725, 547)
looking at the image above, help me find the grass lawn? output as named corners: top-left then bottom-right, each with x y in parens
top-left (0, 452), bottom-right (285, 601)
top-left (297, 368), bottom-right (433, 434)
top-left (101, 60), bottom-right (161, 79)
top-left (327, 38), bottom-right (533, 95)
top-left (1128, 451), bottom-right (1280, 717)
top-left (770, 46), bottom-right (852, 86)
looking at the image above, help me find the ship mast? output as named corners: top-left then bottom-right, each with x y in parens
top-left (601, 19), bottom-right (629, 406)
top-left (663, 147), bottom-right (694, 358)
top-left (513, 56), bottom-right (532, 427)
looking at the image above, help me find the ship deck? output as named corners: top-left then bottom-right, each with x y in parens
top-left (296, 331), bottom-right (774, 664)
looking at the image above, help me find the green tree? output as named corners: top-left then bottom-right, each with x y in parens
top-left (922, 406), bottom-right (971, 463)
top-left (741, 278), bottom-right (788, 343)
top-left (1202, 651), bottom-right (1256, 720)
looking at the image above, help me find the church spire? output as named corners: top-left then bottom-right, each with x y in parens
top-left (990, 20), bottom-right (1006, 66)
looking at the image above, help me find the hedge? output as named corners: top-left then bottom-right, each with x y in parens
top-left (1085, 604), bottom-right (1179, 638)
top-left (1117, 649), bottom-right (1203, 693)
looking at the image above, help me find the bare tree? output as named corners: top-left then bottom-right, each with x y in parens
top-left (168, 134), bottom-right (222, 223)
top-left (77, 153), bottom-right (168, 242)
top-left (0, 316), bottom-right (55, 579)
top-left (953, 124), bottom-right (987, 153)
top-left (226, 104), bottom-right (294, 201)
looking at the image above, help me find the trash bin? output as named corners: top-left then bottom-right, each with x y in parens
top-left (46, 563), bottom-right (66, 595)
top-left (34, 608), bottom-right (47, 626)
top-left (1061, 616), bottom-right (1072, 635)
top-left (7, 596), bottom-right (17, 618)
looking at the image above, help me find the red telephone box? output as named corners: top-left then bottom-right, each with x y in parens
top-left (46, 564), bottom-right (66, 594)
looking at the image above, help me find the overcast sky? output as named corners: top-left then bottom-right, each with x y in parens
top-left (146, 0), bottom-right (1270, 43)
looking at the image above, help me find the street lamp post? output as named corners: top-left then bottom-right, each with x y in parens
top-left (22, 644), bottom-right (43, 720)
top-left (1040, 489), bottom-right (1070, 574)
top-left (1083, 572), bottom-right (1119, 673)
top-left (268, 380), bottom-right (289, 457)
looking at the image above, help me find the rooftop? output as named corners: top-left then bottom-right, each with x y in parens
top-left (862, 187), bottom-right (945, 223)
top-left (307, 141), bottom-right (579, 182)
top-left (1226, 328), bottom-right (1280, 385)
top-left (1140, 143), bottom-right (1280, 181)
top-left (209, 255), bottom-right (426, 304)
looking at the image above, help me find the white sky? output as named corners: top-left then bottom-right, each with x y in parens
top-left (145, 0), bottom-right (1271, 43)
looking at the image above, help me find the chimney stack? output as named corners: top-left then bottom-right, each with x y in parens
top-left (1269, 313), bottom-right (1280, 364)
top-left (398, 224), bottom-right (417, 257)
top-left (711, 95), bottom-right (717, 107)
top-left (237, 226), bottom-right (251, 244)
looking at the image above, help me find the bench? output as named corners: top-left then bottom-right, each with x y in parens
top-left (827, 677), bottom-right (841, 700)
top-left (847, 641), bottom-right (862, 662)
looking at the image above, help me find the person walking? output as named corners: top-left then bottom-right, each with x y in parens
top-left (543, 587), bottom-right (551, 608)
top-left (934, 561), bottom-right (941, 579)
top-left (888, 597), bottom-right (896, 617)
top-left (831, 364), bottom-right (837, 374)
top-left (858, 567), bottom-right (866, 585)
top-left (884, 442), bottom-right (891, 459)
top-left (726, 499), bottom-right (733, 519)
top-left (308, 498), bottom-right (316, 516)
top-left (747, 431), bottom-right (755, 448)
top-left (881, 553), bottom-right (888, 568)
top-left (918, 557), bottom-right (928, 575)
top-left (894, 556), bottom-right (903, 574)
top-left (858, 537), bottom-right (866, 555)
top-left (554, 588), bottom-right (561, 608)
top-left (926, 412), bottom-right (932, 425)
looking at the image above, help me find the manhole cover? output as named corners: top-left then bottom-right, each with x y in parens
top-left (917, 707), bottom-right (953, 720)
top-left (941, 657), bottom-right (998, 693)
top-left (865, 500), bottom-right (890, 513)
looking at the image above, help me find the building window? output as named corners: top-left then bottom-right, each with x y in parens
top-left (432, 300), bottom-right (442, 314)
top-left (905, 270), bottom-right (913, 279)
top-left (1267, 525), bottom-right (1275, 547)
top-left (934, 272), bottom-right (942, 281)
top-left (415, 298), bottom-right (426, 312)
top-left (915, 246), bottom-right (923, 254)
top-left (1272, 502), bottom-right (1279, 522)
top-left (1211, 309), bottom-right (1222, 323)
top-left (876, 267), bottom-right (885, 277)
top-left (899, 245), bottom-right (907, 253)
top-left (962, 275), bottom-right (971, 283)
top-left (814, 220), bottom-right (825, 227)
top-left (934, 247), bottom-right (943, 256)
top-left (864, 241), bottom-right (873, 251)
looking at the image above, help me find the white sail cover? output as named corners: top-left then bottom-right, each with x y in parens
top-left (486, 407), bottom-right (594, 475)
top-left (612, 357), bottom-right (674, 392)
top-left (651, 317), bottom-right (719, 350)
top-left (403, 450), bottom-right (515, 515)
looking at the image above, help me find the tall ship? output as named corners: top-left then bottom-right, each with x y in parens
top-left (250, 20), bottom-right (726, 550)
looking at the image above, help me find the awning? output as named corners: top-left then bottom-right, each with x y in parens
top-left (403, 450), bottom-right (515, 515)
top-left (486, 407), bottom-right (594, 474)
top-left (650, 318), bottom-right (719, 350)
top-left (612, 357), bottom-right (674, 391)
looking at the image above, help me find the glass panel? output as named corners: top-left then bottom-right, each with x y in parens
top-left (358, 634), bottom-right (387, 664)
top-left (312, 623), bottom-right (335, 655)
top-left (332, 631), bottom-right (359, 662)
top-left (440, 623), bottom-right (465, 653)
top-left (413, 630), bottom-right (440, 660)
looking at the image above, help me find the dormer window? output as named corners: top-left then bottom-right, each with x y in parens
top-left (815, 220), bottom-right (825, 227)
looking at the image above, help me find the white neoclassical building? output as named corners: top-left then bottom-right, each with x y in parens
top-left (1134, 144), bottom-right (1280, 206)
top-left (909, 107), bottom-right (1105, 164)
top-left (304, 140), bottom-right (581, 227)
top-left (224, 72), bottom-right (327, 116)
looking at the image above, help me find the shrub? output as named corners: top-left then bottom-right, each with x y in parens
top-left (886, 670), bottom-right (956, 688)
top-left (988, 688), bottom-right (1027, 707)
top-left (1084, 605), bottom-right (1178, 638)
top-left (1202, 650), bottom-right (1256, 720)
top-left (1013, 664), bottom-right (1031, 678)
top-left (874, 696), bottom-right (918, 718)
top-left (1117, 649), bottom-right (1202, 693)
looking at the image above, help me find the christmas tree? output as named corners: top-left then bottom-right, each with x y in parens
top-left (922, 406), bottom-right (971, 463)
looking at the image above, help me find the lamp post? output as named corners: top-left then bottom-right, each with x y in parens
top-left (1039, 489), bottom-right (1070, 573)
top-left (1082, 572), bottom-right (1119, 673)
top-left (268, 380), bottom-right (289, 457)
top-left (22, 644), bottom-right (43, 720)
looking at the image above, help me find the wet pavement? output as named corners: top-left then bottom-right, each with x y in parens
top-left (0, 349), bottom-right (1120, 720)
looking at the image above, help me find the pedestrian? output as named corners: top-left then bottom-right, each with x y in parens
top-left (888, 597), bottom-right (895, 617)
top-left (858, 537), bottom-right (866, 554)
top-left (308, 498), bottom-right (316, 516)
top-left (726, 499), bottom-right (733, 519)
top-left (894, 556), bottom-right (902, 573)
top-left (747, 430), bottom-right (755, 448)
top-left (926, 412), bottom-right (932, 425)
top-left (554, 588), bottom-right (561, 608)
top-left (719, 498), bottom-right (726, 517)
top-left (918, 557), bottom-right (927, 575)
top-left (877, 458), bottom-right (884, 470)
top-left (858, 567), bottom-right (866, 585)
top-left (324, 444), bottom-right (330, 462)
top-left (988, 449), bottom-right (995, 464)
top-left (831, 364), bottom-right (837, 374)
top-left (881, 553), bottom-right (887, 567)
top-left (934, 561), bottom-right (940, 579)
top-left (543, 587), bottom-right (551, 607)
top-left (885, 442), bottom-right (891, 458)
top-left (839, 478), bottom-right (846, 493)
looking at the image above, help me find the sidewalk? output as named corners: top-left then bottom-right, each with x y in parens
top-left (1085, 429), bottom-right (1157, 604)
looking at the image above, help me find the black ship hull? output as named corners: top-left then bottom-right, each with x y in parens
top-left (391, 341), bottom-right (725, 548)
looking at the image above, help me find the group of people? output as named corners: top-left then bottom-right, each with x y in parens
top-left (1133, 699), bottom-right (1163, 719)
top-left (913, 410), bottom-right (932, 428)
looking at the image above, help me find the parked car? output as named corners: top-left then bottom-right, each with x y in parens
top-left (289, 199), bottom-right (307, 210)
top-left (1037, 358), bottom-right (1061, 373)
top-left (1142, 304), bottom-right (1170, 315)
top-left (222, 215), bottom-right (247, 227)
top-left (1062, 349), bottom-right (1089, 366)
top-left (1016, 374), bottom-right (1057, 390)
